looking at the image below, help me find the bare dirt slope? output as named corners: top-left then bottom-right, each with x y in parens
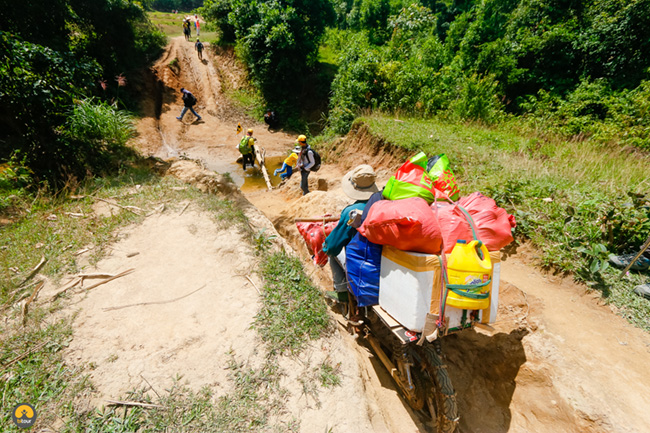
top-left (66, 36), bottom-right (650, 433)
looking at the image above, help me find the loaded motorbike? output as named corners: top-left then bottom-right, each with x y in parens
top-left (330, 290), bottom-right (460, 433)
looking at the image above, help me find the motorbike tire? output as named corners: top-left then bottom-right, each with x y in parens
top-left (413, 343), bottom-right (459, 433)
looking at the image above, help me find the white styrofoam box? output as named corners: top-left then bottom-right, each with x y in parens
top-left (379, 248), bottom-right (438, 332)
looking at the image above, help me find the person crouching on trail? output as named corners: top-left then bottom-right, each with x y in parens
top-left (195, 38), bottom-right (204, 60)
top-left (295, 135), bottom-right (314, 195)
top-left (322, 165), bottom-right (380, 303)
top-left (237, 128), bottom-right (256, 170)
top-left (176, 88), bottom-right (202, 122)
top-left (274, 146), bottom-right (299, 180)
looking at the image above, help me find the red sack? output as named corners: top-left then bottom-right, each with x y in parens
top-left (296, 218), bottom-right (339, 266)
top-left (358, 197), bottom-right (443, 254)
top-left (434, 192), bottom-right (516, 252)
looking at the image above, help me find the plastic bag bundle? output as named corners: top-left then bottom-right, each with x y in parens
top-left (382, 152), bottom-right (460, 203)
top-left (296, 218), bottom-right (339, 266)
top-left (427, 154), bottom-right (460, 201)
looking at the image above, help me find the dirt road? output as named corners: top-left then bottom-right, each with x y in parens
top-left (67, 37), bottom-right (650, 432)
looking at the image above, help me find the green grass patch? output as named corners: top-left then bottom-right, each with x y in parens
top-left (1, 160), bottom-right (337, 430)
top-left (228, 88), bottom-right (266, 120)
top-left (351, 114), bottom-right (650, 331)
top-left (318, 360), bottom-right (342, 388)
top-left (148, 11), bottom-right (186, 40)
top-left (62, 354), bottom-right (294, 433)
top-left (147, 12), bottom-right (218, 42)
top-left (0, 163), bottom-right (257, 431)
top-left (256, 252), bottom-right (332, 355)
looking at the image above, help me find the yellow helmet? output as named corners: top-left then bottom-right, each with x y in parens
top-left (247, 128), bottom-right (253, 134)
top-left (297, 134), bottom-right (307, 143)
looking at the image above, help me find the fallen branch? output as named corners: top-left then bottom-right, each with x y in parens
top-left (1, 279), bottom-right (42, 310)
top-left (77, 272), bottom-right (116, 279)
top-left (0, 340), bottom-right (49, 373)
top-left (49, 276), bottom-right (83, 301)
top-left (105, 400), bottom-right (164, 409)
top-left (179, 202), bottom-right (190, 216)
top-left (146, 204), bottom-right (166, 217)
top-left (21, 281), bottom-right (45, 325)
top-left (95, 197), bottom-right (143, 216)
top-left (236, 274), bottom-right (261, 295)
top-left (16, 256), bottom-right (47, 288)
top-left (84, 268), bottom-right (135, 292)
top-left (102, 284), bottom-right (206, 312)
top-left (140, 374), bottom-right (161, 399)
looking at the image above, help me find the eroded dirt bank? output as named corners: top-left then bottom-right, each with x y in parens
top-left (66, 36), bottom-right (650, 433)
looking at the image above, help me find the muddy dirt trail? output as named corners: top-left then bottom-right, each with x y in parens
top-left (69, 37), bottom-right (650, 433)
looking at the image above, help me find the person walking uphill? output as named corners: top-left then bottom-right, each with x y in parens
top-left (322, 165), bottom-right (380, 302)
top-left (176, 88), bottom-right (201, 122)
top-left (183, 19), bottom-right (191, 40)
top-left (296, 135), bottom-right (315, 195)
top-left (237, 128), bottom-right (256, 170)
top-left (195, 38), bottom-right (204, 60)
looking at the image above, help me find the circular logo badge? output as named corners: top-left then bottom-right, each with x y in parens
top-left (12, 403), bottom-right (37, 429)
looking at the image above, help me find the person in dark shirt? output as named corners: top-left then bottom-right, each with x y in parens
top-left (322, 165), bottom-right (380, 302)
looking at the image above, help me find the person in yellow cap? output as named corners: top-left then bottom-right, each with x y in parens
top-left (237, 128), bottom-right (256, 170)
top-left (295, 134), bottom-right (314, 195)
top-left (274, 146), bottom-right (300, 180)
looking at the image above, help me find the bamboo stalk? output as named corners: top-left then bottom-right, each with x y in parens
top-left (294, 216), bottom-right (340, 223)
top-left (254, 146), bottom-right (273, 191)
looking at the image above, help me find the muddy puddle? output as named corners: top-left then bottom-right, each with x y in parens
top-left (203, 155), bottom-right (285, 190)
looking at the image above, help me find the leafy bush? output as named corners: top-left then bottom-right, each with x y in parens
top-left (67, 99), bottom-right (135, 149)
top-left (202, 0), bottom-right (334, 108)
top-left (325, 0), bottom-right (650, 148)
top-left (0, 1), bottom-right (164, 188)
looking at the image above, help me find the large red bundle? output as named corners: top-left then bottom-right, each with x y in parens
top-left (296, 218), bottom-right (338, 266)
top-left (434, 192), bottom-right (516, 252)
top-left (358, 197), bottom-right (443, 254)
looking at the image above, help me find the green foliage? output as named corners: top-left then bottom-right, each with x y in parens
top-left (202, 0), bottom-right (334, 110)
top-left (325, 0), bottom-right (650, 149)
top-left (253, 228), bottom-right (277, 254)
top-left (0, 1), bottom-right (164, 188)
top-left (318, 360), bottom-right (342, 388)
top-left (67, 99), bottom-right (136, 148)
top-left (198, 0), bottom-right (236, 42)
top-left (150, 0), bottom-right (204, 12)
top-left (256, 252), bottom-right (331, 355)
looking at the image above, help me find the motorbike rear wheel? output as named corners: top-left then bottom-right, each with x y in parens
top-left (412, 343), bottom-right (459, 433)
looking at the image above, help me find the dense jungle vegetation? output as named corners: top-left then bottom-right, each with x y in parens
top-left (0, 0), bottom-right (165, 190)
top-left (203, 0), bottom-right (650, 150)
